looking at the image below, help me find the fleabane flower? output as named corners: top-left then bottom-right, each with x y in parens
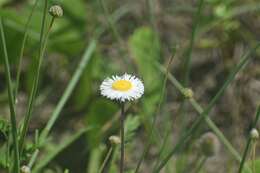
top-left (100, 73), bottom-right (144, 102)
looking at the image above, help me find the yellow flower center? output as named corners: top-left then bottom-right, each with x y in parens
top-left (112, 80), bottom-right (132, 91)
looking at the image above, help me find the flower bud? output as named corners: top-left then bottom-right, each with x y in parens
top-left (21, 165), bottom-right (31, 173)
top-left (109, 135), bottom-right (121, 145)
top-left (250, 128), bottom-right (259, 141)
top-left (199, 132), bottom-right (220, 157)
top-left (183, 88), bottom-right (193, 99)
top-left (49, 5), bottom-right (63, 18)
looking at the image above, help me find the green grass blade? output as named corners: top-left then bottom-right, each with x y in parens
top-left (15, 0), bottom-right (40, 98)
top-left (0, 17), bottom-right (20, 173)
top-left (183, 0), bottom-right (205, 86)
top-left (18, 0), bottom-right (49, 153)
top-left (154, 43), bottom-right (260, 173)
top-left (39, 39), bottom-right (97, 143)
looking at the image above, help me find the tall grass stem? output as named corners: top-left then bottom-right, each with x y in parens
top-left (19, 0), bottom-right (51, 153)
top-left (0, 17), bottom-right (20, 173)
top-left (15, 0), bottom-right (40, 99)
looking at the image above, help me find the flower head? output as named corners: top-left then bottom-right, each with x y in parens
top-left (49, 5), bottom-right (63, 18)
top-left (21, 165), bottom-right (31, 173)
top-left (109, 135), bottom-right (121, 145)
top-left (100, 73), bottom-right (144, 102)
top-left (250, 128), bottom-right (259, 140)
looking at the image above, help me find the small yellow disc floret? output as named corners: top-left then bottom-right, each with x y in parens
top-left (112, 80), bottom-right (132, 91)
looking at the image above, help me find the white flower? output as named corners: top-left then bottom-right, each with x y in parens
top-left (100, 73), bottom-right (144, 102)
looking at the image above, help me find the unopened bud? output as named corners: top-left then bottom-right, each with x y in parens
top-left (199, 132), bottom-right (220, 157)
top-left (109, 135), bottom-right (121, 145)
top-left (21, 165), bottom-right (31, 173)
top-left (250, 128), bottom-right (259, 140)
top-left (49, 5), bottom-right (63, 18)
top-left (183, 88), bottom-right (193, 99)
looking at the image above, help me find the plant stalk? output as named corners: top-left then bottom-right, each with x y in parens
top-left (120, 103), bottom-right (125, 173)
top-left (0, 17), bottom-right (20, 173)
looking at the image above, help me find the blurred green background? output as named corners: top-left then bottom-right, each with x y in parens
top-left (0, 0), bottom-right (260, 172)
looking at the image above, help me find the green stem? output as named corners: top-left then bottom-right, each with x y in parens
top-left (120, 104), bottom-right (125, 173)
top-left (98, 147), bottom-right (113, 173)
top-left (0, 18), bottom-right (20, 173)
top-left (154, 43), bottom-right (260, 173)
top-left (251, 142), bottom-right (256, 173)
top-left (28, 149), bottom-right (39, 168)
top-left (238, 106), bottom-right (260, 173)
top-left (39, 39), bottom-right (97, 144)
top-left (183, 0), bottom-right (204, 86)
top-left (19, 1), bottom-right (52, 153)
top-left (15, 0), bottom-right (40, 99)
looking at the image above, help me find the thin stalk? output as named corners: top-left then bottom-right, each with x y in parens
top-left (183, 0), bottom-right (204, 86)
top-left (19, 10), bottom-right (54, 154)
top-left (39, 40), bottom-right (97, 143)
top-left (98, 147), bottom-right (113, 173)
top-left (238, 106), bottom-right (260, 173)
top-left (120, 104), bottom-right (125, 173)
top-left (154, 43), bottom-right (260, 173)
top-left (28, 149), bottom-right (39, 168)
top-left (0, 18), bottom-right (20, 173)
top-left (193, 156), bottom-right (207, 173)
top-left (251, 142), bottom-right (256, 173)
top-left (15, 0), bottom-right (40, 99)
top-left (134, 52), bottom-right (175, 173)
top-left (152, 125), bottom-right (171, 171)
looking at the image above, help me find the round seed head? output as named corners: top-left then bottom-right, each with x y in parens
top-left (49, 5), bottom-right (63, 18)
top-left (21, 165), bottom-right (31, 173)
top-left (199, 132), bottom-right (220, 157)
top-left (109, 135), bottom-right (121, 145)
top-left (250, 128), bottom-right (259, 140)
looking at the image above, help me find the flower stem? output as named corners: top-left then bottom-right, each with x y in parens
top-left (251, 141), bottom-right (257, 173)
top-left (120, 103), bottom-right (125, 173)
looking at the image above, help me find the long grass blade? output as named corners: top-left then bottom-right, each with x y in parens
top-left (0, 17), bottom-right (20, 173)
top-left (183, 0), bottom-right (205, 86)
top-left (15, 0), bottom-right (40, 99)
top-left (39, 39), bottom-right (97, 143)
top-left (19, 0), bottom-right (49, 153)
